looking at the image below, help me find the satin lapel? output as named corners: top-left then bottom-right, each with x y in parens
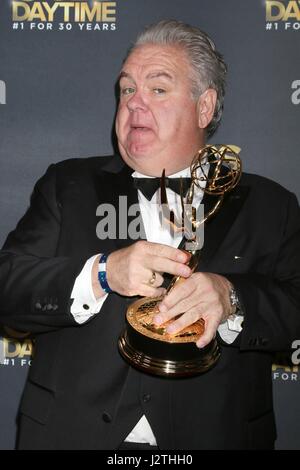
top-left (95, 162), bottom-right (145, 251)
top-left (199, 184), bottom-right (250, 269)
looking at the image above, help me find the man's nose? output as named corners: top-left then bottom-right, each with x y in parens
top-left (127, 90), bottom-right (148, 112)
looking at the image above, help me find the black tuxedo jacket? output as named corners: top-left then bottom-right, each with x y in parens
top-left (1, 155), bottom-right (300, 450)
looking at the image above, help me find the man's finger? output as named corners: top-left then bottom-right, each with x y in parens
top-left (159, 279), bottom-right (196, 311)
top-left (147, 272), bottom-right (164, 288)
top-left (154, 292), bottom-right (198, 326)
top-left (196, 317), bottom-right (219, 349)
top-left (138, 285), bottom-right (166, 298)
top-left (150, 256), bottom-right (191, 279)
top-left (145, 241), bottom-right (190, 264)
top-left (164, 307), bottom-right (201, 335)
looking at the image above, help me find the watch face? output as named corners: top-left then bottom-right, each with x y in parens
top-left (230, 287), bottom-right (243, 315)
top-left (230, 288), bottom-right (239, 306)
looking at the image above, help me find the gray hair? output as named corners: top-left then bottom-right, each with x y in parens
top-left (127, 19), bottom-right (227, 138)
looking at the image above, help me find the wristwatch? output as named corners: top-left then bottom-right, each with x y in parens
top-left (229, 285), bottom-right (242, 313)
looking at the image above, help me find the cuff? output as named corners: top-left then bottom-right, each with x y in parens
top-left (70, 254), bottom-right (108, 324)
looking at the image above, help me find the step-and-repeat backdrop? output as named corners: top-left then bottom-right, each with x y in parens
top-left (0, 0), bottom-right (300, 449)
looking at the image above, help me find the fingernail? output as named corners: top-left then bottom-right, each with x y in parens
top-left (166, 324), bottom-right (176, 333)
top-left (178, 252), bottom-right (188, 263)
top-left (154, 315), bottom-right (163, 325)
top-left (181, 267), bottom-right (191, 277)
top-left (159, 304), bottom-right (167, 313)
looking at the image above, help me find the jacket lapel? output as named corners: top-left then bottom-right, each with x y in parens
top-left (199, 184), bottom-right (250, 269)
top-left (95, 159), bottom-right (146, 251)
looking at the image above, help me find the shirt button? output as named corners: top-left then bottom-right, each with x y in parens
top-left (142, 394), bottom-right (151, 403)
top-left (102, 412), bottom-right (112, 423)
top-left (83, 304), bottom-right (90, 310)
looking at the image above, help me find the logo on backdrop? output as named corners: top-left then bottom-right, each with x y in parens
top-left (11, 0), bottom-right (117, 32)
top-left (0, 328), bottom-right (33, 367)
top-left (272, 361), bottom-right (299, 382)
top-left (291, 80), bottom-right (300, 104)
top-left (291, 340), bottom-right (300, 365)
top-left (265, 1), bottom-right (300, 31)
top-left (272, 342), bottom-right (300, 382)
top-left (0, 80), bottom-right (6, 104)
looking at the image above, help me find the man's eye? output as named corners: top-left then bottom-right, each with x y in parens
top-left (153, 88), bottom-right (166, 94)
top-left (121, 87), bottom-right (135, 96)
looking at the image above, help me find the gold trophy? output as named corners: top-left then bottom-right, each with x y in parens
top-left (118, 145), bottom-right (242, 377)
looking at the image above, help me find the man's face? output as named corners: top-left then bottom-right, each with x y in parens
top-left (115, 44), bottom-right (206, 176)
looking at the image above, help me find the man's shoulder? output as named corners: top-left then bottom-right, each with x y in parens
top-left (53, 154), bottom-right (125, 177)
top-left (34, 155), bottom-right (126, 197)
top-left (241, 172), bottom-right (294, 202)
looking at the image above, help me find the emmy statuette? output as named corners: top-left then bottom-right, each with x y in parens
top-left (118, 145), bottom-right (242, 377)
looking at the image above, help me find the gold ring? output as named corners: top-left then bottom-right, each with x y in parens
top-left (148, 272), bottom-right (156, 286)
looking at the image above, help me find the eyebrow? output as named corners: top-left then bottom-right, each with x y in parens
top-left (118, 71), bottom-right (174, 82)
top-left (146, 71), bottom-right (174, 81)
top-left (119, 71), bottom-right (132, 81)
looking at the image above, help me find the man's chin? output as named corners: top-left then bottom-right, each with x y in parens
top-left (127, 142), bottom-right (154, 158)
top-left (123, 146), bottom-right (154, 164)
top-left (120, 151), bottom-right (163, 176)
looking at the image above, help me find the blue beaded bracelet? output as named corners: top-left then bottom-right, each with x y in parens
top-left (98, 254), bottom-right (113, 293)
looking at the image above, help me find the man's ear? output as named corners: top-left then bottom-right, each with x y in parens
top-left (197, 89), bottom-right (217, 130)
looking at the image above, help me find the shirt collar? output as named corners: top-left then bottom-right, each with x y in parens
top-left (132, 167), bottom-right (192, 179)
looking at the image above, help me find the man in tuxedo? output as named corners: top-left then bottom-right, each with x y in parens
top-left (1, 20), bottom-right (300, 450)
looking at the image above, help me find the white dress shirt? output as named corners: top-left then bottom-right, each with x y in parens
top-left (70, 165), bottom-right (243, 445)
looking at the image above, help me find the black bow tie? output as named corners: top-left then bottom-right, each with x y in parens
top-left (133, 176), bottom-right (192, 201)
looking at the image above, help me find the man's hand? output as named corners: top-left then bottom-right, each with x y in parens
top-left (93, 241), bottom-right (191, 298)
top-left (153, 272), bottom-right (234, 348)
